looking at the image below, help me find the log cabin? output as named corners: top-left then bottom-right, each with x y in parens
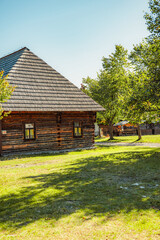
top-left (0, 47), bottom-right (104, 155)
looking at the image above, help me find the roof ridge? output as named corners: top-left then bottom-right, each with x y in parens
top-left (0, 47), bottom-right (29, 61)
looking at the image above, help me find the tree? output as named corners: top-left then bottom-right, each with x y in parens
top-left (0, 71), bottom-right (15, 119)
top-left (124, 71), bottom-right (152, 139)
top-left (144, 0), bottom-right (160, 37)
top-left (82, 45), bottom-right (130, 140)
top-left (130, 39), bottom-right (160, 108)
top-left (144, 0), bottom-right (160, 104)
top-left (127, 0), bottom-right (160, 122)
top-left (124, 0), bottom-right (160, 140)
top-left (126, 37), bottom-right (160, 140)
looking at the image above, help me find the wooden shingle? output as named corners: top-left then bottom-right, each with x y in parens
top-left (0, 47), bottom-right (104, 112)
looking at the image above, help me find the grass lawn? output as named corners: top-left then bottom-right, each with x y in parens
top-left (0, 146), bottom-right (160, 240)
top-left (95, 134), bottom-right (160, 143)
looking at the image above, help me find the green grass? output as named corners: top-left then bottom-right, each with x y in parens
top-left (0, 146), bottom-right (160, 239)
top-left (95, 134), bottom-right (160, 143)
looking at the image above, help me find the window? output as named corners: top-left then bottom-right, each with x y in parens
top-left (74, 122), bottom-right (82, 137)
top-left (24, 123), bottom-right (35, 140)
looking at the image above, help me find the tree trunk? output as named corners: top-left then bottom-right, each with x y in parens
top-left (137, 124), bottom-right (142, 140)
top-left (100, 128), bottom-right (103, 138)
top-left (109, 123), bottom-right (114, 140)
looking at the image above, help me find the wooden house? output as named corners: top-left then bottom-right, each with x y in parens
top-left (0, 47), bottom-right (104, 155)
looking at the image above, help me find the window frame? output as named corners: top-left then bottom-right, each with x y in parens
top-left (24, 122), bottom-right (36, 140)
top-left (73, 121), bottom-right (83, 138)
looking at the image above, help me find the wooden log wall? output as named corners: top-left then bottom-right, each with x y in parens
top-left (1, 111), bottom-right (96, 155)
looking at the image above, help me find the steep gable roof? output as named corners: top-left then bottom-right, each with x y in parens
top-left (0, 47), bottom-right (104, 112)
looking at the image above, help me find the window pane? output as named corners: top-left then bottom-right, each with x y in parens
top-left (74, 128), bottom-right (77, 135)
top-left (74, 127), bottom-right (82, 136)
top-left (25, 129), bottom-right (30, 139)
top-left (76, 127), bottom-right (81, 136)
top-left (24, 123), bottom-right (35, 140)
top-left (30, 129), bottom-right (34, 139)
top-left (25, 123), bottom-right (34, 129)
top-left (74, 122), bottom-right (82, 137)
top-left (74, 122), bottom-right (80, 127)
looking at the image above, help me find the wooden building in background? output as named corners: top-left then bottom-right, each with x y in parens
top-left (0, 47), bottom-right (104, 155)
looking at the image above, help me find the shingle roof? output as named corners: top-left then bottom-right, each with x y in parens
top-left (0, 47), bottom-right (104, 112)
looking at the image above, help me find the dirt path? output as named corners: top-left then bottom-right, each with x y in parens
top-left (95, 142), bottom-right (160, 148)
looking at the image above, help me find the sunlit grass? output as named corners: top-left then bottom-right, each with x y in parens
top-left (95, 134), bottom-right (160, 143)
top-left (0, 146), bottom-right (160, 239)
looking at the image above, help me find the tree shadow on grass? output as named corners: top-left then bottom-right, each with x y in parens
top-left (0, 150), bottom-right (73, 162)
top-left (96, 137), bottom-right (139, 143)
top-left (0, 148), bottom-right (160, 230)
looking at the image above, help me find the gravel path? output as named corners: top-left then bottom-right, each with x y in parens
top-left (95, 142), bottom-right (160, 148)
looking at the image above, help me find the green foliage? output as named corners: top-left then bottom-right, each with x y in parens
top-left (82, 0), bottom-right (160, 139)
top-left (125, 0), bottom-right (160, 127)
top-left (125, 69), bottom-right (151, 125)
top-left (128, 28), bottom-right (160, 123)
top-left (144, 0), bottom-right (160, 108)
top-left (82, 45), bottom-right (130, 138)
top-left (144, 0), bottom-right (160, 36)
top-left (0, 71), bottom-right (15, 119)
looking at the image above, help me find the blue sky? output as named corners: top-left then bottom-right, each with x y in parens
top-left (0, 0), bottom-right (149, 87)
